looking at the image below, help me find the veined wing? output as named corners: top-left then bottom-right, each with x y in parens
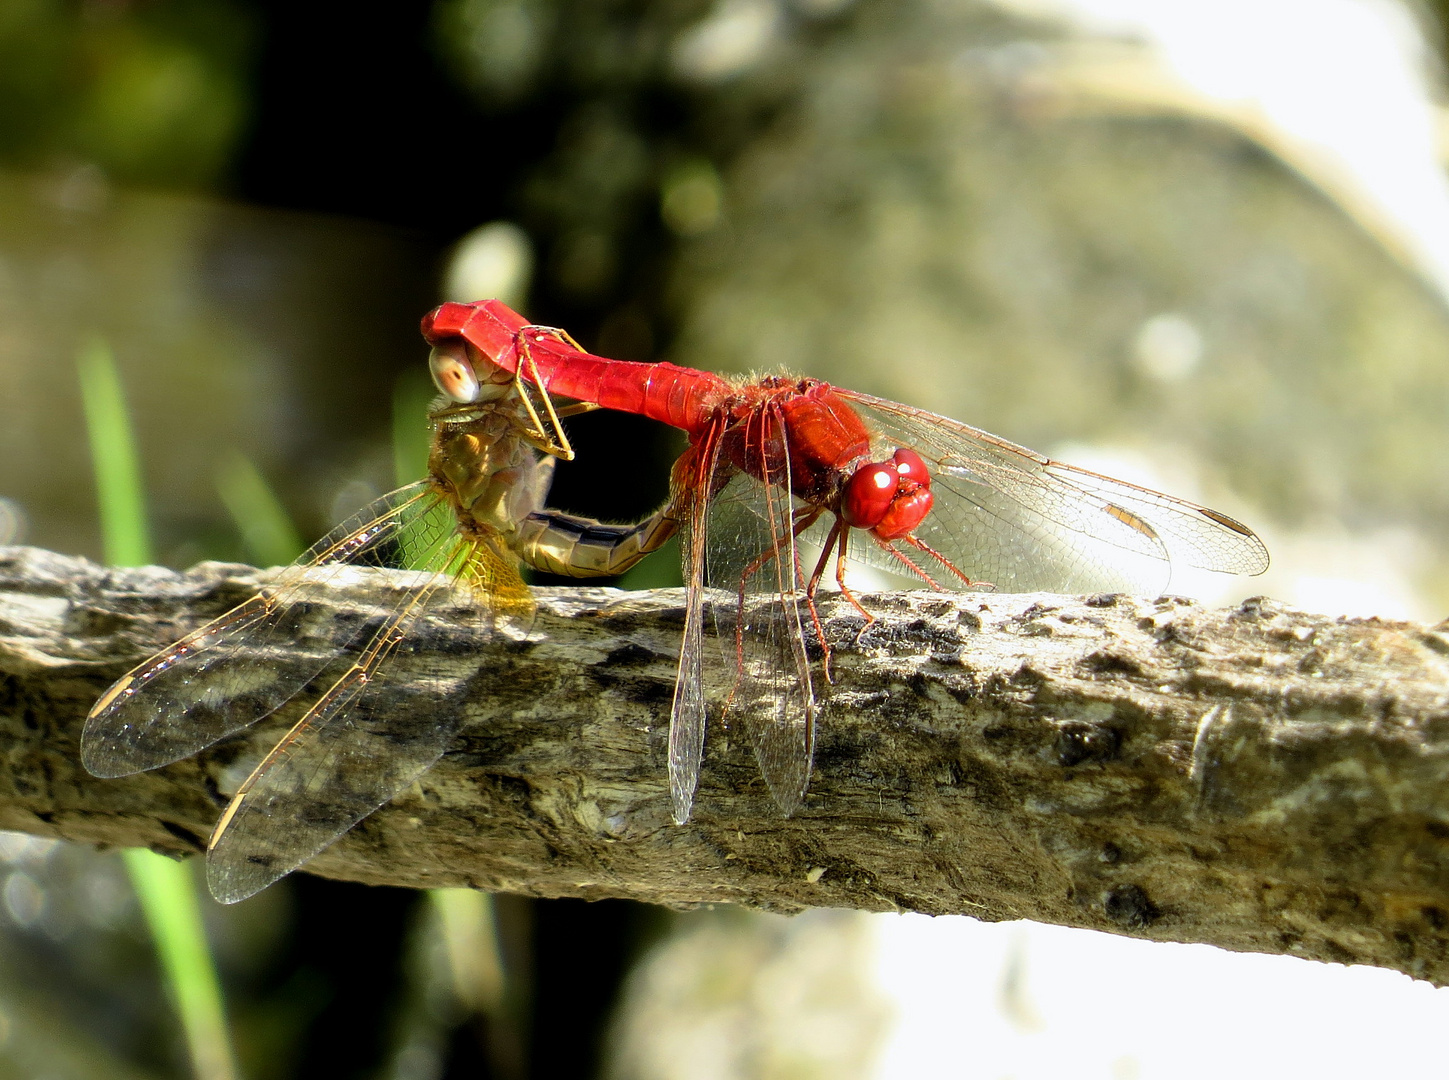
top-left (702, 407), bottom-right (816, 816)
top-left (203, 490), bottom-right (530, 902)
top-left (839, 390), bottom-right (1269, 594)
top-left (82, 482), bottom-right (450, 777)
top-left (82, 480), bottom-right (533, 902)
top-left (668, 435), bottom-right (720, 825)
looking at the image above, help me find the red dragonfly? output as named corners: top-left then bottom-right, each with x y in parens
top-left (80, 341), bottom-right (669, 902)
top-left (422, 299), bottom-right (1270, 824)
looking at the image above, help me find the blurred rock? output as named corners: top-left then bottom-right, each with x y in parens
top-left (607, 908), bottom-right (888, 1080)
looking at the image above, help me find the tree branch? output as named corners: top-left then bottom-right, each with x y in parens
top-left (3, 545), bottom-right (1449, 980)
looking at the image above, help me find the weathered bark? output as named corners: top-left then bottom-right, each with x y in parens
top-left (3, 544), bottom-right (1449, 980)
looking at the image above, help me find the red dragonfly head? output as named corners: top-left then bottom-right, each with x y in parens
top-left (840, 447), bottom-right (934, 540)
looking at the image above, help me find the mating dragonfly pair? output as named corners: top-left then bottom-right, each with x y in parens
top-left (82, 300), bottom-right (1269, 902)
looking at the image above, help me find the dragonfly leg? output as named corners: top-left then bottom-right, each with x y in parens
top-left (523, 324), bottom-right (587, 354)
top-left (877, 537), bottom-right (947, 591)
top-left (901, 534), bottom-right (991, 590)
top-left (516, 399), bottom-right (599, 456)
top-left (511, 335), bottom-right (579, 460)
top-left (732, 507), bottom-right (834, 683)
top-left (551, 401), bottom-right (600, 418)
top-left (791, 513), bottom-right (836, 684)
top-left (830, 526), bottom-right (874, 625)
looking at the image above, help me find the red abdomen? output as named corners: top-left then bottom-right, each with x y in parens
top-left (422, 300), bottom-right (729, 433)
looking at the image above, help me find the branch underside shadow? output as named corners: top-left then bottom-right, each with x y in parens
top-left (3, 545), bottom-right (1449, 982)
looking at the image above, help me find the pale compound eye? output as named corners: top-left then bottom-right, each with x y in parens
top-left (428, 343), bottom-right (481, 403)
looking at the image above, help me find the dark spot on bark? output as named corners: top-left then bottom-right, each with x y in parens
top-left (1103, 885), bottom-right (1158, 927)
top-left (885, 619), bottom-right (939, 647)
top-left (1056, 722), bottom-right (1121, 766)
top-left (603, 642), bottom-right (657, 667)
top-left (1423, 906), bottom-right (1446, 930)
top-left (1085, 593), bottom-right (1122, 607)
top-left (956, 609), bottom-right (982, 632)
top-left (1078, 651), bottom-right (1144, 677)
top-left (1009, 665), bottom-right (1045, 689)
top-left (202, 771), bottom-right (228, 806)
top-left (944, 679), bottom-right (978, 706)
top-left (0, 674), bottom-right (18, 712)
top-left (1427, 822), bottom-right (1449, 839)
top-left (1099, 842), bottom-right (1121, 864)
top-left (593, 672), bottom-right (672, 707)
top-left (160, 820), bottom-right (207, 852)
top-left (63, 604), bottom-right (131, 637)
top-left (1022, 602), bottom-right (1059, 618)
top-left (1237, 597), bottom-right (1268, 618)
top-left (982, 724), bottom-right (1011, 741)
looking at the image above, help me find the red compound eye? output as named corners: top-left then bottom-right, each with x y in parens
top-left (869, 448), bottom-right (934, 539)
top-left (842, 462), bottom-right (899, 528)
top-left (892, 447), bottom-right (930, 488)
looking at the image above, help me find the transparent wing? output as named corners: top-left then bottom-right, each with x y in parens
top-left (81, 480), bottom-right (533, 903)
top-left (702, 409), bottom-right (816, 816)
top-left (82, 482), bottom-right (448, 777)
top-left (203, 499), bottom-right (530, 903)
top-left (668, 442), bottom-right (715, 825)
top-left (837, 390), bottom-right (1269, 594)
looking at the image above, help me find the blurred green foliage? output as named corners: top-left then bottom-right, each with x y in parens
top-left (78, 338), bottom-right (240, 1080)
top-left (0, 0), bottom-right (252, 188)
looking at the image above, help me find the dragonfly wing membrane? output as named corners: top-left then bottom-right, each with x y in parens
top-left (1041, 462), bottom-right (1270, 576)
top-left (81, 483), bottom-right (445, 777)
top-left (704, 426), bottom-right (816, 815)
top-left (667, 432), bottom-right (727, 824)
top-left (206, 622), bottom-right (464, 903)
top-left (206, 507), bottom-right (506, 903)
top-left (844, 393), bottom-right (1266, 593)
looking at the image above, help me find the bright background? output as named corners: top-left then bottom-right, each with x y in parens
top-left (2, 1), bottom-right (1449, 1078)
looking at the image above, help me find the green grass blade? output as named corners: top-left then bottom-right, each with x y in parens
top-left (430, 888), bottom-right (505, 1015)
top-left (125, 851), bottom-right (239, 1080)
top-left (77, 337), bottom-right (152, 568)
top-left (79, 338), bottom-right (241, 1080)
top-left (394, 370), bottom-right (435, 487)
top-left (216, 451), bottom-right (305, 566)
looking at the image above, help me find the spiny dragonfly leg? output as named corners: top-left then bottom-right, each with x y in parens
top-left (879, 539), bottom-right (946, 591)
top-left (732, 507), bottom-right (833, 677)
top-left (824, 524), bottom-right (873, 624)
top-left (551, 402), bottom-right (600, 418)
top-left (512, 331), bottom-right (583, 459)
top-left (901, 533), bottom-right (991, 590)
